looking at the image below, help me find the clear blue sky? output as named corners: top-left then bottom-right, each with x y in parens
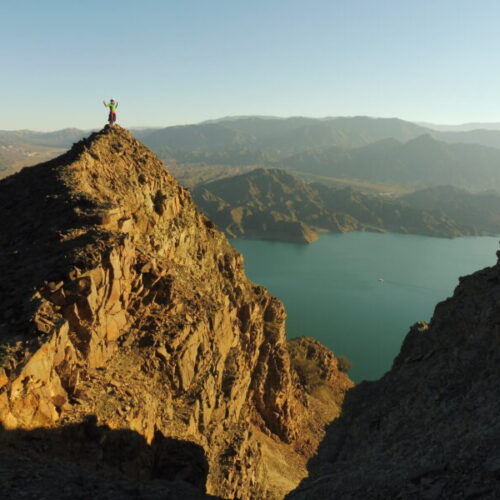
top-left (2, 0), bottom-right (500, 130)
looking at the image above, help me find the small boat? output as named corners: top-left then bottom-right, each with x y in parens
top-left (378, 278), bottom-right (384, 282)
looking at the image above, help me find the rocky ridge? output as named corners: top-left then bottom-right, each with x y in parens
top-left (0, 126), bottom-right (352, 499)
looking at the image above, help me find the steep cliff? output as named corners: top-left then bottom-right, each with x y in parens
top-left (287, 253), bottom-right (500, 498)
top-left (0, 126), bottom-right (352, 499)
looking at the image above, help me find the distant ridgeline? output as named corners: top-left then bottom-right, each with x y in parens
top-left (279, 134), bottom-right (500, 192)
top-left (4, 116), bottom-right (500, 193)
top-left (137, 117), bottom-right (500, 193)
top-left (192, 168), bottom-right (500, 243)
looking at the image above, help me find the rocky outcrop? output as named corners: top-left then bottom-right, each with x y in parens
top-left (0, 126), bottom-right (352, 499)
top-left (287, 253), bottom-right (500, 499)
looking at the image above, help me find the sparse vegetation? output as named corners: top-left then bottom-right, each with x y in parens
top-left (337, 356), bottom-right (353, 373)
top-left (291, 357), bottom-right (325, 391)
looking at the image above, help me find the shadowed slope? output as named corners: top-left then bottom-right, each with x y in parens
top-left (0, 418), bottom-right (218, 499)
top-left (287, 250), bottom-right (500, 499)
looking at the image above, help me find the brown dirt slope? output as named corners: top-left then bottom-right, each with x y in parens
top-left (0, 125), bottom-right (352, 499)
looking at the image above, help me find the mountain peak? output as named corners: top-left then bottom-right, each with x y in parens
top-left (0, 127), bottom-right (352, 499)
top-left (0, 125), bottom-right (187, 346)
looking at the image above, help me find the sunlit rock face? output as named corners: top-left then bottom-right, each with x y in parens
top-left (0, 126), bottom-right (352, 500)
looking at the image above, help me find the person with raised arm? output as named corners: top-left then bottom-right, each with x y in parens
top-left (103, 99), bottom-right (118, 125)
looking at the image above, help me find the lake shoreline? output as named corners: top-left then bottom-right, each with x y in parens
top-left (231, 232), bottom-right (499, 382)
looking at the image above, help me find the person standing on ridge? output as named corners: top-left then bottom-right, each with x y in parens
top-left (103, 99), bottom-right (118, 126)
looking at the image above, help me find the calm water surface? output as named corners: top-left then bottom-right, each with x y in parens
top-left (231, 233), bottom-right (499, 382)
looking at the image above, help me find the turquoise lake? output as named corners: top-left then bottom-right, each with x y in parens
top-left (231, 233), bottom-right (500, 383)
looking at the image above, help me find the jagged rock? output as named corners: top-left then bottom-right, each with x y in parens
top-left (0, 126), bottom-right (352, 499)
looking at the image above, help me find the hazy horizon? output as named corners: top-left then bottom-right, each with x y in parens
top-left (4, 114), bottom-right (500, 134)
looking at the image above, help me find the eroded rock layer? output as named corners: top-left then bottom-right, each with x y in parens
top-left (0, 126), bottom-right (352, 499)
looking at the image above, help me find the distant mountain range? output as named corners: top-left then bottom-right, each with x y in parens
top-left (140, 116), bottom-right (500, 156)
top-left (141, 116), bottom-right (431, 154)
top-left (140, 118), bottom-right (500, 193)
top-left (192, 168), bottom-right (497, 243)
top-left (418, 121), bottom-right (500, 132)
top-left (281, 134), bottom-right (500, 192)
top-left (435, 129), bottom-right (500, 149)
top-left (4, 116), bottom-right (500, 152)
top-left (0, 128), bottom-right (88, 148)
top-left (3, 116), bottom-right (500, 192)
